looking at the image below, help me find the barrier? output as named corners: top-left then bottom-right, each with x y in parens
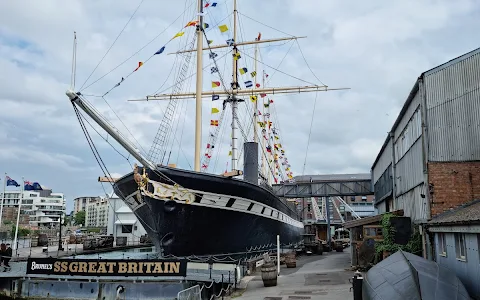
top-left (177, 284), bottom-right (201, 300)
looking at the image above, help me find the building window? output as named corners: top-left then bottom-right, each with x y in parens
top-left (454, 233), bottom-right (467, 261)
top-left (121, 225), bottom-right (133, 233)
top-left (361, 196), bottom-right (367, 201)
top-left (350, 196), bottom-right (355, 201)
top-left (307, 204), bottom-right (311, 212)
top-left (438, 233), bottom-right (447, 257)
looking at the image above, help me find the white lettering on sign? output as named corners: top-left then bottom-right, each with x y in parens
top-left (31, 261), bottom-right (53, 270)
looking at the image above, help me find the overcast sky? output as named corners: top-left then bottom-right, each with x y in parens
top-left (1, 0), bottom-right (479, 213)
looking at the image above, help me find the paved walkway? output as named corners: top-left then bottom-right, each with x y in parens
top-left (233, 248), bottom-right (354, 300)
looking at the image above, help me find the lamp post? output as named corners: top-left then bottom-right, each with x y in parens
top-left (58, 213), bottom-right (64, 251)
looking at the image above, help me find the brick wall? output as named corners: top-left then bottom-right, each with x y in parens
top-left (428, 161), bottom-right (480, 217)
top-left (1, 207), bottom-right (29, 225)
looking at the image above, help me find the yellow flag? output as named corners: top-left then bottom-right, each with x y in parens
top-left (218, 24), bottom-right (229, 33)
top-left (211, 107), bottom-right (219, 114)
top-left (233, 52), bottom-right (241, 60)
top-left (250, 95), bottom-right (257, 102)
top-left (173, 32), bottom-right (185, 39)
top-left (228, 150), bottom-right (232, 156)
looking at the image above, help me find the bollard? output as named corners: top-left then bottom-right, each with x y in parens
top-left (221, 274), bottom-right (224, 300)
top-left (351, 271), bottom-right (363, 300)
top-left (234, 267), bottom-right (237, 290)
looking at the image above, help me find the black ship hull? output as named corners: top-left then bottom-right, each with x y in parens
top-left (113, 166), bottom-right (303, 257)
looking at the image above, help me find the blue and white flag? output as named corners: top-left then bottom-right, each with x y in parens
top-left (5, 176), bottom-right (20, 187)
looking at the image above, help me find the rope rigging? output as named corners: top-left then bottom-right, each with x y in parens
top-left (71, 0), bottom-right (332, 205)
top-left (147, 34), bottom-right (198, 165)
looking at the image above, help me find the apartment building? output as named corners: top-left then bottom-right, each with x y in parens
top-left (73, 196), bottom-right (98, 214)
top-left (0, 190), bottom-right (66, 228)
top-left (85, 197), bottom-right (108, 228)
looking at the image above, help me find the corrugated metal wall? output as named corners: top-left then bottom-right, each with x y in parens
top-left (395, 139), bottom-right (424, 196)
top-left (374, 164), bottom-right (392, 202)
top-left (425, 49), bottom-right (480, 162)
top-left (395, 184), bottom-right (428, 222)
top-left (376, 200), bottom-right (386, 214)
top-left (394, 105), bottom-right (422, 164)
top-left (394, 92), bottom-right (422, 145)
top-left (434, 232), bottom-right (480, 299)
top-left (372, 139), bottom-right (392, 184)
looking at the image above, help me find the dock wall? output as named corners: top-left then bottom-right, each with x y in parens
top-left (2, 279), bottom-right (192, 300)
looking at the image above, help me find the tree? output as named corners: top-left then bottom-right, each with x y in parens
top-left (74, 211), bottom-right (86, 226)
top-left (11, 226), bottom-right (31, 238)
top-left (63, 215), bottom-right (71, 226)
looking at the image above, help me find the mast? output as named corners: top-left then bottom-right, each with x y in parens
top-left (230, 0), bottom-right (239, 171)
top-left (253, 43), bottom-right (258, 144)
top-left (194, 0), bottom-right (204, 172)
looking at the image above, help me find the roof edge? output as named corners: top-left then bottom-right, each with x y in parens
top-left (423, 46), bottom-right (480, 77)
top-left (428, 198), bottom-right (480, 224)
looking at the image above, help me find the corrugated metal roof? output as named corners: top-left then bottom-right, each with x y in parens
top-left (429, 199), bottom-right (480, 225)
top-left (294, 173), bottom-right (371, 182)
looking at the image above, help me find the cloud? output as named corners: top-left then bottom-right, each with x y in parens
top-left (1, 0), bottom-right (479, 213)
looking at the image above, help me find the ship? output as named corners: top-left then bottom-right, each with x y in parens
top-left (66, 0), bottom-right (347, 256)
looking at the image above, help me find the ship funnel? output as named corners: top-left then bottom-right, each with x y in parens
top-left (243, 142), bottom-right (259, 185)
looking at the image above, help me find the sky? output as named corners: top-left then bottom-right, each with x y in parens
top-left (0, 0), bottom-right (479, 213)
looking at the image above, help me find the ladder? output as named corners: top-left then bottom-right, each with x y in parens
top-left (147, 35), bottom-right (197, 165)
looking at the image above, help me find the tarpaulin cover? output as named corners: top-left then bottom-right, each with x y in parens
top-left (362, 250), bottom-right (470, 300)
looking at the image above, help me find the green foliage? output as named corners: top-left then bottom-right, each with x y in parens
top-left (10, 226), bottom-right (31, 238)
top-left (375, 213), bottom-right (423, 256)
top-left (74, 211), bottom-right (86, 226)
top-left (87, 227), bottom-right (101, 233)
top-left (2, 220), bottom-right (12, 225)
top-left (63, 215), bottom-right (71, 226)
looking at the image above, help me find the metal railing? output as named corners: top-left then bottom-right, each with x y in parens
top-left (177, 285), bottom-right (201, 300)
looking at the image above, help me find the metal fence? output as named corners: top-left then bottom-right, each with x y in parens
top-left (177, 285), bottom-right (201, 300)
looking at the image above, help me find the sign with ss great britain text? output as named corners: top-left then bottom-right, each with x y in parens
top-left (26, 258), bottom-right (187, 277)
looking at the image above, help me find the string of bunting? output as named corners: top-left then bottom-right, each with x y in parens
top-left (200, 22), bottom-right (292, 178)
top-left (256, 71), bottom-right (292, 182)
top-left (102, 2), bottom-right (224, 97)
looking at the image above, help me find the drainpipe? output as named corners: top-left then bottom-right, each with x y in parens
top-left (419, 77), bottom-right (432, 260)
top-left (390, 132), bottom-right (396, 211)
top-left (419, 77), bottom-right (431, 220)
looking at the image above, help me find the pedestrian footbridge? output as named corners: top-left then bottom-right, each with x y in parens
top-left (272, 173), bottom-right (373, 198)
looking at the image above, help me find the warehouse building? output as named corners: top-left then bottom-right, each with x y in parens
top-left (371, 46), bottom-right (480, 298)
